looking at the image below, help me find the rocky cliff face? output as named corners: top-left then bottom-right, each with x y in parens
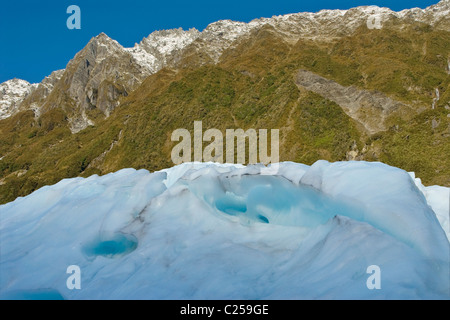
top-left (20, 69), bottom-right (65, 119)
top-left (295, 70), bottom-right (417, 134)
top-left (12, 31), bottom-right (203, 133)
top-left (43, 33), bottom-right (154, 132)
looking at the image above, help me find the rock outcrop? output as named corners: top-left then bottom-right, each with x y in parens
top-left (295, 70), bottom-right (414, 134)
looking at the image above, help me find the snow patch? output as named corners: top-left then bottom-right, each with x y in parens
top-left (0, 79), bottom-right (35, 120)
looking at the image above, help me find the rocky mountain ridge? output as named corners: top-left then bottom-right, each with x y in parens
top-left (1, 1), bottom-right (448, 132)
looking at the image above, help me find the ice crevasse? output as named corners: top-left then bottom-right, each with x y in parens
top-left (0, 160), bottom-right (449, 299)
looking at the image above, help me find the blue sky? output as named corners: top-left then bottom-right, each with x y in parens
top-left (0, 0), bottom-right (439, 84)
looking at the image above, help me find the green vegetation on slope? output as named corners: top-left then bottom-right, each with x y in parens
top-left (0, 23), bottom-right (449, 204)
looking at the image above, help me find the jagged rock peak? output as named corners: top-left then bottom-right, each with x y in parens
top-left (0, 79), bottom-right (36, 120)
top-left (125, 27), bottom-right (201, 73)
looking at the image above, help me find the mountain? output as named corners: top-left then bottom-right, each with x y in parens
top-left (2, 1), bottom-right (449, 123)
top-left (0, 1), bottom-right (449, 204)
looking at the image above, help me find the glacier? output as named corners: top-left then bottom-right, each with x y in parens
top-left (0, 161), bottom-right (449, 300)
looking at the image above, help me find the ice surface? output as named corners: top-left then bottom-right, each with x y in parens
top-left (409, 173), bottom-right (450, 241)
top-left (0, 161), bottom-right (449, 300)
top-left (300, 160), bottom-right (449, 260)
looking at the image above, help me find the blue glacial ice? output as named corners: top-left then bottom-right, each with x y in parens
top-left (0, 161), bottom-right (449, 300)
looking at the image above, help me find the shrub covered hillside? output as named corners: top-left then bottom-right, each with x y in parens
top-left (0, 18), bottom-right (449, 204)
